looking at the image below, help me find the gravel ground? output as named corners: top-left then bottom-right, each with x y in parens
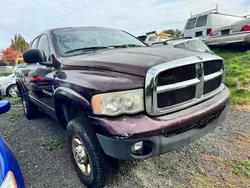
top-left (1, 100), bottom-right (250, 188)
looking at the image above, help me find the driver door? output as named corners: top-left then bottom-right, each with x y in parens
top-left (28, 34), bottom-right (56, 110)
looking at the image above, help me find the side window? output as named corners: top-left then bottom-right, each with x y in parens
top-left (186, 18), bottom-right (196, 30)
top-left (30, 37), bottom-right (39, 49)
top-left (37, 34), bottom-right (51, 61)
top-left (196, 15), bottom-right (207, 27)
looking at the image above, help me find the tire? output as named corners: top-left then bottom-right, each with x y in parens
top-left (67, 116), bottom-right (116, 188)
top-left (6, 84), bottom-right (18, 97)
top-left (22, 95), bottom-right (39, 119)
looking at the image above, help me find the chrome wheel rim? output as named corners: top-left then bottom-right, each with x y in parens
top-left (72, 136), bottom-right (91, 176)
top-left (9, 86), bottom-right (17, 97)
top-left (22, 98), bottom-right (28, 114)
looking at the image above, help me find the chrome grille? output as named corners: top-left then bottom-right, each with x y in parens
top-left (145, 54), bottom-right (225, 116)
top-left (204, 60), bottom-right (222, 75)
top-left (204, 75), bottom-right (223, 95)
top-left (157, 64), bottom-right (196, 86)
top-left (157, 85), bottom-right (196, 108)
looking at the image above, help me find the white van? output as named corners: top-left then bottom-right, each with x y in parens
top-left (183, 8), bottom-right (245, 41)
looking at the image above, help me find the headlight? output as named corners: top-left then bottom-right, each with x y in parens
top-left (1, 171), bottom-right (17, 188)
top-left (91, 89), bottom-right (144, 116)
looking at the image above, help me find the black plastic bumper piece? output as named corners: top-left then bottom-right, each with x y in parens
top-left (96, 104), bottom-right (229, 160)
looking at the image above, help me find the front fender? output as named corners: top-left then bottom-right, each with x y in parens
top-left (53, 87), bottom-right (92, 114)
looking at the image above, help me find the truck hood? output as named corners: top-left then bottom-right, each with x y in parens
top-left (62, 47), bottom-right (201, 77)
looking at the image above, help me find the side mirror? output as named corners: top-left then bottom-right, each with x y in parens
top-left (0, 101), bottom-right (10, 114)
top-left (23, 49), bottom-right (46, 64)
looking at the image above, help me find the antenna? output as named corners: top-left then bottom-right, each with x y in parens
top-left (216, 4), bottom-right (219, 12)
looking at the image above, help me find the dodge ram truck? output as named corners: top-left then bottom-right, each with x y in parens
top-left (16, 27), bottom-right (230, 188)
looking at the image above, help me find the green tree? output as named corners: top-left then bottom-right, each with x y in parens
top-left (10, 34), bottom-right (29, 53)
top-left (173, 29), bottom-right (182, 38)
top-left (163, 29), bottom-right (183, 38)
top-left (163, 29), bottom-right (175, 36)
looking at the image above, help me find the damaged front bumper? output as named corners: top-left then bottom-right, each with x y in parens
top-left (94, 87), bottom-right (230, 160)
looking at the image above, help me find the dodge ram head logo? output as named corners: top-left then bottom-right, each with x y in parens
top-left (196, 63), bottom-right (203, 78)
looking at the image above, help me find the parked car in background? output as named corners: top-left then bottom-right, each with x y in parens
top-left (183, 7), bottom-right (245, 41)
top-left (205, 18), bottom-right (250, 47)
top-left (0, 66), bottom-right (14, 76)
top-left (152, 37), bottom-right (214, 54)
top-left (0, 100), bottom-right (25, 188)
top-left (137, 31), bottom-right (172, 45)
top-left (14, 63), bottom-right (27, 79)
top-left (0, 74), bottom-right (18, 97)
top-left (17, 27), bottom-right (230, 188)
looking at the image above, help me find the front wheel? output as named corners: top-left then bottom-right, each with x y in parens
top-left (67, 116), bottom-right (116, 188)
top-left (22, 95), bottom-right (39, 119)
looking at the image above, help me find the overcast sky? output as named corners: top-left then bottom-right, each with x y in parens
top-left (0, 0), bottom-right (249, 49)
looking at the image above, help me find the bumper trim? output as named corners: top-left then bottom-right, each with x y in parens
top-left (97, 104), bottom-right (229, 160)
top-left (206, 32), bottom-right (250, 46)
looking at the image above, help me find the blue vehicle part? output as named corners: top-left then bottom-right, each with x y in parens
top-left (0, 101), bottom-right (10, 114)
top-left (0, 136), bottom-right (25, 187)
top-left (0, 101), bottom-right (25, 187)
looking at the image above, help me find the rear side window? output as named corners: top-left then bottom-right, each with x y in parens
top-left (186, 18), bottom-right (196, 29)
top-left (30, 37), bottom-right (39, 49)
top-left (196, 15), bottom-right (207, 27)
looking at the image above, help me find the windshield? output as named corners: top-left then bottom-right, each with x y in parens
top-left (53, 28), bottom-right (146, 56)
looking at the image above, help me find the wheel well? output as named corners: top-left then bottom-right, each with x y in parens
top-left (55, 99), bottom-right (83, 128)
top-left (6, 84), bottom-right (17, 94)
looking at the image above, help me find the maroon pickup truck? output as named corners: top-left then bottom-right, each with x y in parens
top-left (16, 27), bottom-right (230, 188)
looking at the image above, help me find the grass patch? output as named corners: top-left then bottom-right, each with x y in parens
top-left (4, 112), bottom-right (23, 122)
top-left (2, 97), bottom-right (22, 109)
top-left (190, 174), bottom-right (219, 188)
top-left (232, 160), bottom-right (250, 177)
top-left (230, 88), bottom-right (250, 105)
top-left (188, 173), bottom-right (250, 188)
top-left (214, 49), bottom-right (250, 105)
top-left (42, 139), bottom-right (64, 151)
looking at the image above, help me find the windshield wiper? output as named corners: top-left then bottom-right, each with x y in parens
top-left (65, 46), bottom-right (108, 54)
top-left (65, 44), bottom-right (145, 54)
top-left (108, 44), bottom-right (145, 48)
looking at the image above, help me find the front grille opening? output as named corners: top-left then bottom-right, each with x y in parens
top-left (157, 64), bottom-right (196, 86)
top-left (204, 76), bottom-right (222, 95)
top-left (157, 85), bottom-right (196, 108)
top-left (165, 107), bottom-right (224, 136)
top-left (203, 60), bottom-right (223, 75)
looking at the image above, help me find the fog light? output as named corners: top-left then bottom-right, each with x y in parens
top-left (131, 141), bottom-right (143, 154)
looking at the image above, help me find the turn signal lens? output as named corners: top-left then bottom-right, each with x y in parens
top-left (241, 25), bottom-right (250, 32)
top-left (207, 28), bottom-right (212, 36)
top-left (1, 171), bottom-right (17, 188)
